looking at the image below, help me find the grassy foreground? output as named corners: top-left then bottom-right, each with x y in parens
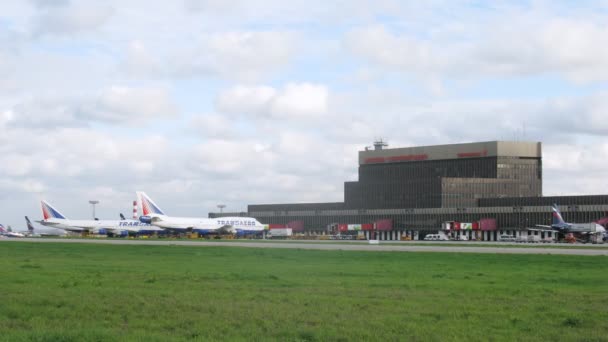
top-left (1, 242), bottom-right (607, 341)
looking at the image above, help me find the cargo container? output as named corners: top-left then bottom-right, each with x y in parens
top-left (268, 228), bottom-right (292, 238)
top-left (577, 222), bottom-right (603, 232)
top-left (287, 221), bottom-right (304, 232)
top-left (268, 224), bottom-right (286, 229)
top-left (361, 223), bottom-right (374, 231)
top-left (348, 224), bottom-right (362, 231)
top-left (595, 217), bottom-right (608, 226)
top-left (479, 218), bottom-right (497, 231)
top-left (444, 219), bottom-right (495, 231)
top-left (375, 219), bottom-right (393, 231)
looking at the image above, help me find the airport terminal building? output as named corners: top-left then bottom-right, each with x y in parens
top-left (211, 141), bottom-right (608, 241)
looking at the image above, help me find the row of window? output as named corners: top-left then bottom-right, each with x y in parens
top-left (253, 209), bottom-right (607, 231)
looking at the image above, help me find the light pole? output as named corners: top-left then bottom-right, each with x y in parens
top-left (89, 200), bottom-right (99, 220)
top-left (217, 204), bottom-right (226, 214)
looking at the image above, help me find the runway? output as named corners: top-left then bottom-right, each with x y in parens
top-left (2, 238), bottom-right (608, 255)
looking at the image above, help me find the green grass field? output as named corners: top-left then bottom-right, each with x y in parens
top-left (1, 242), bottom-right (607, 341)
top-left (45, 236), bottom-right (608, 249)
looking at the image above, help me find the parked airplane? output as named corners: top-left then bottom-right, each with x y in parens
top-left (534, 204), bottom-right (606, 235)
top-left (25, 216), bottom-right (66, 237)
top-left (0, 224), bottom-right (25, 238)
top-left (137, 191), bottom-right (265, 235)
top-left (38, 200), bottom-right (163, 235)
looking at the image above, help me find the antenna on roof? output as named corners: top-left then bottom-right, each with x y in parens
top-left (373, 138), bottom-right (388, 151)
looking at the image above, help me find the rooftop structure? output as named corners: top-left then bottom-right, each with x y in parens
top-left (346, 141), bottom-right (542, 209)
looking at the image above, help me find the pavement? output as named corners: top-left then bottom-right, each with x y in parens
top-left (2, 238), bottom-right (608, 255)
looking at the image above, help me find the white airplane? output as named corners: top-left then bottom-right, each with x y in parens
top-left (137, 191), bottom-right (265, 235)
top-left (0, 224), bottom-right (25, 238)
top-left (25, 216), bottom-right (66, 237)
top-left (533, 204), bottom-right (606, 235)
top-left (37, 200), bottom-right (163, 235)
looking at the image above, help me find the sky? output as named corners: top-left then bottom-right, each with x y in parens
top-left (1, 0), bottom-right (608, 229)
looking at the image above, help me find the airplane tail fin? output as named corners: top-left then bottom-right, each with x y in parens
top-left (25, 216), bottom-right (35, 232)
top-left (120, 213), bottom-right (126, 220)
top-left (552, 204), bottom-right (567, 226)
top-left (41, 200), bottom-right (68, 220)
top-left (0, 224), bottom-right (6, 233)
top-left (136, 191), bottom-right (166, 216)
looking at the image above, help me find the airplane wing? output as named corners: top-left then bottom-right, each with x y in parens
top-left (37, 220), bottom-right (60, 226)
top-left (535, 225), bottom-right (552, 228)
top-left (61, 227), bottom-right (87, 232)
top-left (92, 226), bottom-right (139, 234)
top-left (527, 228), bottom-right (554, 233)
top-left (7, 233), bottom-right (25, 238)
top-left (189, 225), bottom-right (236, 234)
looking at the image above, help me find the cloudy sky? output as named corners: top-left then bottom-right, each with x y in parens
top-left (1, 0), bottom-right (608, 228)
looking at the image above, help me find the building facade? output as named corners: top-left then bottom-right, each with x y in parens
top-left (210, 141), bottom-right (608, 241)
top-left (345, 141), bottom-right (542, 209)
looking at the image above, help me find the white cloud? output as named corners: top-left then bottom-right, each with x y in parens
top-left (123, 40), bottom-right (163, 78)
top-left (216, 83), bottom-right (328, 119)
top-left (216, 85), bottom-right (276, 115)
top-left (124, 31), bottom-right (297, 81)
top-left (191, 139), bottom-right (275, 174)
top-left (2, 0), bottom-right (608, 229)
top-left (543, 141), bottom-right (608, 196)
top-left (472, 18), bottom-right (608, 82)
top-left (32, 2), bottom-right (114, 36)
top-left (0, 155), bottom-right (33, 177)
top-left (90, 86), bottom-right (178, 122)
top-left (270, 83), bottom-right (328, 118)
top-left (178, 30), bottom-right (296, 81)
top-left (0, 178), bottom-right (47, 195)
top-left (189, 113), bottom-right (237, 139)
top-left (7, 85), bottom-right (178, 127)
top-left (0, 110), bottom-right (14, 127)
top-left (346, 17), bottom-right (608, 84)
top-left (346, 25), bottom-right (440, 71)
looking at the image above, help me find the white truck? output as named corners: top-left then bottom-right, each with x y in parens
top-left (267, 228), bottom-right (293, 239)
top-left (499, 235), bottom-right (516, 242)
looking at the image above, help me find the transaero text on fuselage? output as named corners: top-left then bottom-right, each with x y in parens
top-left (217, 220), bottom-right (257, 226)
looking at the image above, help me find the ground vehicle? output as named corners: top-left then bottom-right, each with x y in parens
top-left (267, 228), bottom-right (293, 239)
top-left (527, 235), bottom-right (541, 243)
top-left (499, 235), bottom-right (516, 242)
top-left (424, 234), bottom-right (448, 241)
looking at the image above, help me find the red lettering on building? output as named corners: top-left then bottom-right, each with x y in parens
top-left (364, 157), bottom-right (386, 164)
top-left (365, 154), bottom-right (429, 164)
top-left (457, 149), bottom-right (488, 158)
top-left (387, 154), bottom-right (428, 162)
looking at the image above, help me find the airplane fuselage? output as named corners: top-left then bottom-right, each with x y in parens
top-left (142, 215), bottom-right (265, 234)
top-left (556, 222), bottom-right (606, 234)
top-left (1, 232), bottom-right (26, 238)
top-left (39, 218), bottom-right (162, 233)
